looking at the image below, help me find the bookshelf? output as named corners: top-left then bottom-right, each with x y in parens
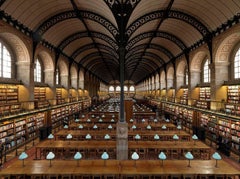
top-left (227, 85), bottom-right (240, 104)
top-left (26, 113), bottom-right (45, 140)
top-left (196, 87), bottom-right (210, 109)
top-left (225, 85), bottom-right (240, 115)
top-left (179, 89), bottom-right (188, 105)
top-left (34, 87), bottom-right (49, 108)
top-left (51, 106), bottom-right (69, 132)
top-left (199, 112), bottom-right (240, 157)
top-left (0, 121), bottom-right (15, 151)
top-left (0, 84), bottom-right (21, 115)
top-left (0, 112), bottom-right (45, 153)
top-left (56, 88), bottom-right (65, 105)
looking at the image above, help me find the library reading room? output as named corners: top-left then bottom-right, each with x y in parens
top-left (0, 0), bottom-right (239, 179)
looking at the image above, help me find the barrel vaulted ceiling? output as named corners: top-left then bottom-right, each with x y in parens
top-left (0, 0), bottom-right (240, 84)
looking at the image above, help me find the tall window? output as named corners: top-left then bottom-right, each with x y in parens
top-left (0, 42), bottom-right (11, 78)
top-left (109, 86), bottom-right (114, 92)
top-left (56, 68), bottom-right (60, 85)
top-left (203, 59), bottom-right (210, 83)
top-left (34, 59), bottom-right (42, 82)
top-left (184, 67), bottom-right (188, 85)
top-left (129, 85), bottom-right (135, 92)
top-left (234, 48), bottom-right (240, 79)
top-left (116, 86), bottom-right (120, 92)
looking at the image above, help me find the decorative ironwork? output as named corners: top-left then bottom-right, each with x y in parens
top-left (169, 10), bottom-right (209, 36)
top-left (126, 43), bottom-right (173, 60)
top-left (80, 51), bottom-right (119, 66)
top-left (126, 10), bottom-right (210, 38)
top-left (36, 10), bottom-right (118, 37)
top-left (71, 43), bottom-right (118, 62)
top-left (126, 31), bottom-right (186, 51)
top-left (58, 31), bottom-right (118, 51)
top-left (104, 0), bottom-right (140, 8)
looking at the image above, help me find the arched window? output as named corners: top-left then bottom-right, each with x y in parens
top-left (129, 85), bottom-right (135, 92)
top-left (56, 68), bottom-right (60, 85)
top-left (0, 42), bottom-right (12, 78)
top-left (109, 86), bottom-right (114, 92)
top-left (184, 67), bottom-right (188, 85)
top-left (203, 59), bottom-right (210, 83)
top-left (116, 86), bottom-right (120, 92)
top-left (234, 48), bottom-right (240, 79)
top-left (34, 59), bottom-right (42, 82)
top-left (124, 86), bottom-right (128, 92)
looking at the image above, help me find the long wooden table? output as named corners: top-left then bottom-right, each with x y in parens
top-left (0, 159), bottom-right (239, 178)
top-left (35, 140), bottom-right (211, 160)
top-left (54, 129), bottom-right (191, 141)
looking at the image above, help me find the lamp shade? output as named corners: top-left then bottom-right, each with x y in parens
top-left (173, 134), bottom-right (179, 140)
top-left (87, 118), bottom-right (91, 122)
top-left (154, 134), bottom-right (160, 140)
top-left (185, 152), bottom-right (194, 160)
top-left (48, 134), bottom-right (54, 139)
top-left (85, 134), bottom-right (92, 139)
top-left (66, 134), bottom-right (72, 139)
top-left (111, 119), bottom-right (115, 122)
top-left (130, 119), bottom-right (134, 123)
top-left (162, 125), bottom-right (167, 130)
top-left (154, 119), bottom-right (158, 123)
top-left (74, 152), bottom-right (82, 160)
top-left (108, 125), bottom-right (113, 129)
top-left (177, 125), bottom-right (182, 130)
top-left (75, 119), bottom-right (80, 122)
top-left (192, 134), bottom-right (198, 140)
top-left (132, 125), bottom-right (137, 129)
top-left (46, 152), bottom-right (55, 160)
top-left (212, 152), bottom-right (222, 160)
top-left (99, 118), bottom-right (103, 122)
top-left (19, 152), bottom-right (28, 160)
top-left (93, 124), bottom-right (98, 129)
top-left (104, 134), bottom-right (111, 140)
top-left (146, 125), bottom-right (151, 130)
top-left (165, 119), bottom-right (170, 122)
top-left (79, 124), bottom-right (83, 129)
top-left (63, 125), bottom-right (68, 129)
top-left (158, 152), bottom-right (167, 160)
top-left (131, 152), bottom-right (139, 160)
top-left (142, 118), bottom-right (145, 122)
top-left (101, 152), bottom-right (109, 160)
top-left (135, 134), bottom-right (141, 140)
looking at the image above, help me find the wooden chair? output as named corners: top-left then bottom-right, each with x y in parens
top-left (154, 175), bottom-right (169, 179)
top-left (61, 174), bottom-right (72, 179)
top-left (183, 174), bottom-right (195, 179)
top-left (170, 174), bottom-right (182, 179)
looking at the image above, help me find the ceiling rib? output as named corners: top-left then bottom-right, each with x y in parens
top-left (128, 0), bottom-right (175, 81)
top-left (70, 0), bottom-right (116, 81)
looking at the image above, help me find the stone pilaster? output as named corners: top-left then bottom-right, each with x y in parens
top-left (116, 121), bottom-right (128, 160)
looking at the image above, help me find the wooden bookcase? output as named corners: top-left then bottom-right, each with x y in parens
top-left (0, 84), bottom-right (21, 115)
top-left (199, 112), bottom-right (240, 157)
top-left (56, 88), bottom-right (65, 105)
top-left (225, 85), bottom-right (240, 115)
top-left (34, 87), bottom-right (49, 109)
top-left (180, 89), bottom-right (188, 105)
top-left (0, 112), bottom-right (45, 153)
top-left (196, 87), bottom-right (210, 109)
